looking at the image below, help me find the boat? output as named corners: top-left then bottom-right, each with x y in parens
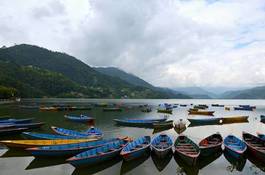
top-left (102, 107), bottom-right (122, 112)
top-left (222, 116), bottom-right (248, 124)
top-left (51, 126), bottom-right (103, 138)
top-left (225, 107), bottom-right (230, 111)
top-left (194, 105), bottom-right (208, 110)
top-left (157, 109), bottom-right (172, 114)
top-left (153, 120), bottom-right (173, 129)
top-left (64, 114), bottom-right (94, 123)
top-left (151, 134), bottom-right (173, 158)
top-left (0, 118), bottom-right (33, 124)
top-left (188, 109), bottom-right (214, 116)
top-left (0, 139), bottom-right (94, 148)
top-left (243, 132), bottom-right (265, 161)
top-left (199, 133), bottom-right (223, 156)
top-left (239, 105), bottom-right (256, 109)
top-left (120, 136), bottom-right (151, 161)
top-left (21, 132), bottom-right (99, 140)
top-left (113, 118), bottom-right (167, 127)
top-left (174, 135), bottom-right (200, 166)
top-left (234, 106), bottom-right (253, 111)
top-left (0, 122), bottom-right (45, 129)
top-left (39, 106), bottom-right (58, 111)
top-left (211, 104), bottom-right (224, 107)
top-left (0, 128), bottom-right (28, 136)
top-left (174, 119), bottom-right (186, 134)
top-left (151, 151), bottom-right (172, 172)
top-left (188, 118), bottom-right (222, 125)
top-left (224, 135), bottom-right (247, 158)
top-left (260, 115), bottom-right (265, 123)
top-left (257, 132), bottom-right (265, 141)
top-left (67, 139), bottom-right (128, 167)
top-left (26, 137), bottom-right (130, 157)
top-left (179, 104), bottom-right (187, 107)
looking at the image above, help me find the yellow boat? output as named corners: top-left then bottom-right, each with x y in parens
top-left (157, 109), bottom-right (173, 114)
top-left (222, 116), bottom-right (248, 124)
top-left (0, 139), bottom-right (94, 148)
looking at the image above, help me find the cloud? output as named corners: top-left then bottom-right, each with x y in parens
top-left (0, 0), bottom-right (265, 88)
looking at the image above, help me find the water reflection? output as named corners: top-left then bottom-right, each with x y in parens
top-left (224, 149), bottom-right (246, 172)
top-left (120, 152), bottom-right (150, 175)
top-left (174, 154), bottom-right (199, 175)
top-left (151, 151), bottom-right (172, 172)
top-left (246, 151), bottom-right (265, 173)
top-left (197, 151), bottom-right (222, 169)
top-left (0, 148), bottom-right (31, 157)
top-left (26, 157), bottom-right (67, 170)
top-left (72, 157), bottom-right (122, 175)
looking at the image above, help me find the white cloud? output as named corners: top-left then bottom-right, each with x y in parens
top-left (0, 0), bottom-right (265, 88)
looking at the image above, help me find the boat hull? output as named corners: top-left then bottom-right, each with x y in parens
top-left (122, 147), bottom-right (150, 161)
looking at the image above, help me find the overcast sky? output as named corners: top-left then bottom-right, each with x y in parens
top-left (1, 0), bottom-right (265, 88)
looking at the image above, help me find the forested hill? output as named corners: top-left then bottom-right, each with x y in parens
top-left (0, 44), bottom-right (190, 99)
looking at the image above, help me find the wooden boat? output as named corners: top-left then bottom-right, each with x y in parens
top-left (224, 135), bottom-right (247, 158)
top-left (51, 126), bottom-right (103, 138)
top-left (188, 118), bottom-right (221, 125)
top-left (194, 105), bottom-right (208, 110)
top-left (151, 134), bottom-right (172, 158)
top-left (153, 120), bottom-right (173, 129)
top-left (102, 107), bottom-right (122, 112)
top-left (174, 119), bottom-right (186, 134)
top-left (174, 135), bottom-right (200, 166)
top-left (0, 128), bottom-right (28, 136)
top-left (0, 122), bottom-right (45, 129)
top-left (120, 136), bottom-right (151, 161)
top-left (239, 105), bottom-right (256, 109)
top-left (188, 109), bottom-right (214, 116)
top-left (64, 114), bottom-right (94, 123)
top-left (21, 132), bottom-right (98, 140)
top-left (113, 118), bottom-right (167, 127)
top-left (0, 118), bottom-right (33, 124)
top-left (141, 107), bottom-right (152, 112)
top-left (157, 109), bottom-right (172, 114)
top-left (222, 116), bottom-right (248, 124)
top-left (27, 137), bottom-right (129, 157)
top-left (0, 139), bottom-right (94, 148)
top-left (179, 104), bottom-right (187, 107)
top-left (260, 115), bottom-right (265, 123)
top-left (0, 124), bottom-right (15, 129)
top-left (257, 132), bottom-right (265, 141)
top-left (243, 132), bottom-right (265, 161)
top-left (67, 139), bottom-right (128, 167)
top-left (199, 133), bottom-right (223, 156)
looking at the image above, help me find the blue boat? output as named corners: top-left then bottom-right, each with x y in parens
top-left (64, 114), bottom-right (94, 123)
top-left (0, 122), bottom-right (45, 129)
top-left (224, 135), bottom-right (247, 158)
top-left (234, 106), bottom-right (253, 111)
top-left (51, 126), bottom-right (103, 138)
top-left (0, 118), bottom-right (33, 124)
top-left (114, 118), bottom-right (167, 127)
top-left (67, 139), bottom-right (128, 167)
top-left (27, 137), bottom-right (129, 157)
top-left (120, 136), bottom-right (151, 161)
top-left (151, 134), bottom-right (173, 158)
top-left (21, 132), bottom-right (94, 140)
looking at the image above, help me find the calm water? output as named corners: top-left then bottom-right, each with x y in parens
top-left (0, 99), bottom-right (265, 175)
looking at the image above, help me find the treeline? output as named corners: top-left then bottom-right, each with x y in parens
top-left (0, 85), bottom-right (17, 99)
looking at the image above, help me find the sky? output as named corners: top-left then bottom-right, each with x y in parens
top-left (1, 0), bottom-right (265, 88)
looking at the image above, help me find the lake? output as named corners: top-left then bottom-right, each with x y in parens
top-left (0, 98), bottom-right (265, 175)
